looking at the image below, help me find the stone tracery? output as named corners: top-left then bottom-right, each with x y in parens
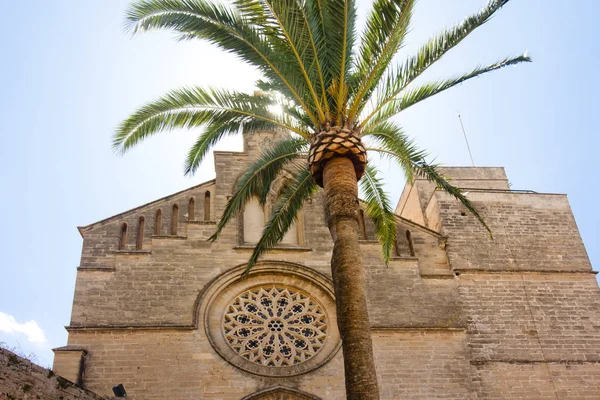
top-left (223, 287), bottom-right (328, 367)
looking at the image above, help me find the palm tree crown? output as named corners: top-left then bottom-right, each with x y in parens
top-left (113, 1), bottom-right (529, 397)
top-left (114, 0), bottom-right (528, 272)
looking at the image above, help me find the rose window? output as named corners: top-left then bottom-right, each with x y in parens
top-left (223, 287), bottom-right (328, 367)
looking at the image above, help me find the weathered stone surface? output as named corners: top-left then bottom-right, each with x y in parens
top-left (53, 133), bottom-right (599, 399)
top-left (0, 347), bottom-right (105, 400)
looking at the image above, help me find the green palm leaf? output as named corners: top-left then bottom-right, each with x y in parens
top-left (236, 0), bottom-right (326, 120)
top-left (323, 0), bottom-right (357, 125)
top-left (362, 121), bottom-right (427, 184)
top-left (113, 87), bottom-right (307, 157)
top-left (208, 137), bottom-right (308, 242)
top-left (360, 0), bottom-right (515, 128)
top-left (365, 54), bottom-right (531, 127)
top-left (245, 167), bottom-right (317, 274)
top-left (125, 0), bottom-right (319, 125)
top-left (348, 0), bottom-right (414, 122)
top-left (360, 163), bottom-right (397, 264)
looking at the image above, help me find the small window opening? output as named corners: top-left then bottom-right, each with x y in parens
top-left (171, 204), bottom-right (179, 235)
top-left (136, 216), bottom-right (145, 250)
top-left (358, 209), bottom-right (367, 240)
top-left (188, 197), bottom-right (195, 221)
top-left (204, 191), bottom-right (211, 221)
top-left (118, 223), bottom-right (127, 250)
top-left (394, 234), bottom-right (401, 257)
top-left (154, 209), bottom-right (162, 235)
top-left (406, 229), bottom-right (415, 257)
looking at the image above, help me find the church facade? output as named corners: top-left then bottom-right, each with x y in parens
top-left (53, 131), bottom-right (600, 399)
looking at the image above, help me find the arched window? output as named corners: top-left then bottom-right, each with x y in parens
top-left (188, 197), bottom-right (195, 221)
top-left (406, 229), bottom-right (415, 257)
top-left (358, 209), bottom-right (367, 240)
top-left (136, 216), bottom-right (145, 250)
top-left (171, 204), bottom-right (179, 235)
top-left (118, 223), bottom-right (127, 250)
top-left (280, 218), bottom-right (298, 245)
top-left (154, 209), bottom-right (162, 235)
top-left (243, 197), bottom-right (264, 244)
top-left (204, 191), bottom-right (211, 221)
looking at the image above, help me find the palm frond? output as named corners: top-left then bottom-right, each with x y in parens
top-left (244, 167), bottom-right (317, 274)
top-left (366, 54), bottom-right (531, 126)
top-left (347, 0), bottom-right (415, 123)
top-left (236, 0), bottom-right (326, 120)
top-left (113, 87), bottom-right (307, 156)
top-left (367, 148), bottom-right (493, 238)
top-left (362, 121), bottom-right (427, 184)
top-left (125, 0), bottom-right (319, 125)
top-left (416, 163), bottom-right (492, 238)
top-left (360, 0), bottom-right (515, 128)
top-left (360, 163), bottom-right (397, 264)
top-left (323, 0), bottom-right (357, 125)
top-left (209, 137), bottom-right (308, 242)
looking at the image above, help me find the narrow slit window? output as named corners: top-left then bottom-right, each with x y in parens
top-left (204, 191), bottom-right (211, 221)
top-left (188, 197), bottom-right (195, 221)
top-left (118, 223), bottom-right (127, 250)
top-left (358, 209), bottom-right (367, 240)
top-left (154, 209), bottom-right (162, 235)
top-left (171, 204), bottom-right (179, 235)
top-left (394, 234), bottom-right (401, 257)
top-left (136, 216), bottom-right (145, 250)
top-left (406, 230), bottom-right (415, 257)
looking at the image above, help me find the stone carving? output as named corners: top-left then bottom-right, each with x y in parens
top-left (223, 287), bottom-right (327, 367)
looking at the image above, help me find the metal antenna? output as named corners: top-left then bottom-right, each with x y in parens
top-left (457, 112), bottom-right (475, 166)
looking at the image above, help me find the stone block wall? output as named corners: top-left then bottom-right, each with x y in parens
top-left (55, 138), bottom-right (600, 400)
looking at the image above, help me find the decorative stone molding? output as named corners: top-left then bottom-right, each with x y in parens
top-left (198, 262), bottom-right (341, 377)
top-left (241, 386), bottom-right (322, 399)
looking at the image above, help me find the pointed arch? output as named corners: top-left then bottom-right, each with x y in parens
top-left (136, 216), bottom-right (145, 250)
top-left (204, 191), bottom-right (211, 221)
top-left (241, 386), bottom-right (321, 400)
top-left (188, 197), bottom-right (195, 221)
top-left (154, 209), bottom-right (162, 235)
top-left (118, 222), bottom-right (127, 250)
top-left (171, 204), bottom-right (179, 235)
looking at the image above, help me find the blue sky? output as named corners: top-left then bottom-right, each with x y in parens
top-left (0, 0), bottom-right (598, 367)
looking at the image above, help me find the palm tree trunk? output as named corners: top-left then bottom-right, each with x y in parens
top-left (322, 157), bottom-right (380, 400)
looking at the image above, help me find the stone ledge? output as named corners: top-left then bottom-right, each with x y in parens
top-left (421, 274), bottom-right (455, 280)
top-left (453, 268), bottom-right (598, 275)
top-left (113, 250), bottom-right (151, 255)
top-left (52, 346), bottom-right (87, 354)
top-left (151, 235), bottom-right (187, 240)
top-left (188, 220), bottom-right (216, 225)
top-left (371, 326), bottom-right (466, 331)
top-left (77, 266), bottom-right (115, 272)
top-left (390, 256), bottom-right (418, 261)
top-left (470, 359), bottom-right (600, 365)
top-left (234, 245), bottom-right (312, 252)
top-left (65, 324), bottom-right (194, 332)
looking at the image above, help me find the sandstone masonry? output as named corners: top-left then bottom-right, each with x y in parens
top-left (52, 132), bottom-right (599, 399)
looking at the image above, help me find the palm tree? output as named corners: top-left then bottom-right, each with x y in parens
top-left (113, 0), bottom-right (529, 398)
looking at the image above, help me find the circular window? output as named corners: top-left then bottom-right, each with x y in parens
top-left (223, 287), bottom-right (328, 367)
top-left (199, 262), bottom-right (340, 377)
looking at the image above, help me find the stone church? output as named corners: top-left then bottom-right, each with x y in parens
top-left (52, 130), bottom-right (600, 399)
